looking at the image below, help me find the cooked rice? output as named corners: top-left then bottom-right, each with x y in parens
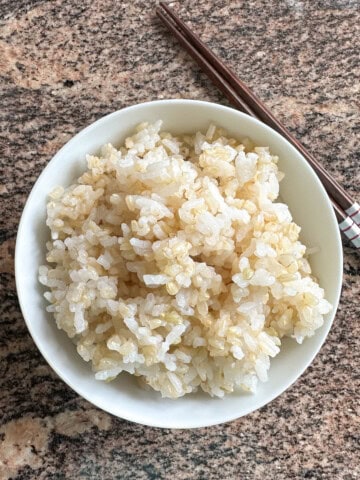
top-left (39, 121), bottom-right (332, 398)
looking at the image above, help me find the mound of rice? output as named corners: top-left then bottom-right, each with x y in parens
top-left (39, 121), bottom-right (332, 398)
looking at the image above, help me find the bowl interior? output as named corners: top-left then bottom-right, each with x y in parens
top-left (15, 100), bottom-right (342, 428)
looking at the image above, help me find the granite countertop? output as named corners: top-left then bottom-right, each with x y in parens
top-left (1, 0), bottom-right (359, 478)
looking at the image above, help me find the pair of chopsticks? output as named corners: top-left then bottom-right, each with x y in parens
top-left (156, 2), bottom-right (360, 249)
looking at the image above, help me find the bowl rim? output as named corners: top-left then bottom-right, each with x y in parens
top-left (15, 98), bottom-right (343, 428)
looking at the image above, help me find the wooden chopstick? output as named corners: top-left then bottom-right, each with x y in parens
top-left (157, 2), bottom-right (359, 227)
top-left (156, 3), bottom-right (360, 248)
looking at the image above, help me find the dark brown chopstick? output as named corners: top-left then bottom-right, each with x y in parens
top-left (157, 2), bottom-right (358, 220)
top-left (156, 3), bottom-right (360, 248)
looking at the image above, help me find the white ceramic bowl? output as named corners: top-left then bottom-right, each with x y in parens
top-left (15, 99), bottom-right (343, 428)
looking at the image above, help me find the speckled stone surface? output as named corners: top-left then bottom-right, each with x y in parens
top-left (1, 0), bottom-right (359, 478)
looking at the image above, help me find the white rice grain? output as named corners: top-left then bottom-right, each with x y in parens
top-left (39, 122), bottom-right (332, 399)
